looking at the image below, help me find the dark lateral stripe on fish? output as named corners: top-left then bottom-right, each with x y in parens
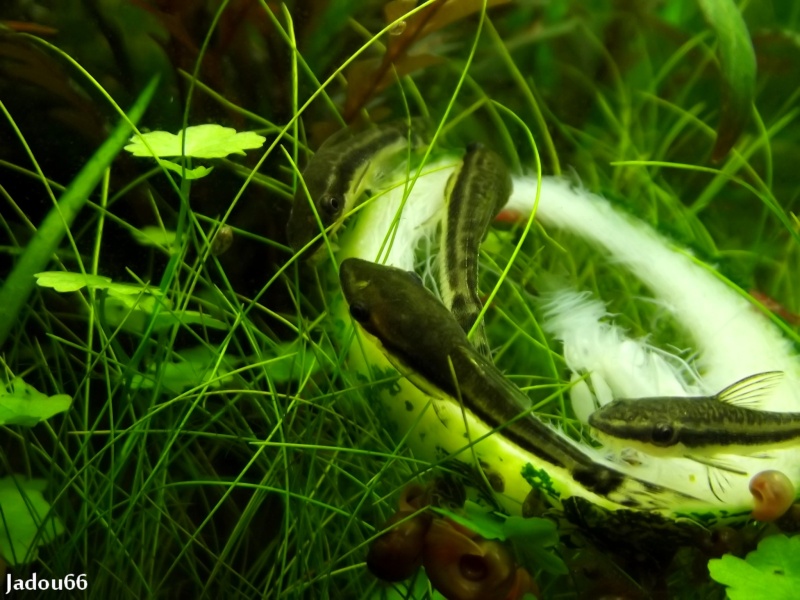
top-left (440, 144), bottom-right (512, 357)
top-left (678, 421), bottom-right (800, 448)
top-left (327, 127), bottom-right (415, 199)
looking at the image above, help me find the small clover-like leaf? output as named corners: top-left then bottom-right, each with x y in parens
top-left (438, 501), bottom-right (506, 540)
top-left (124, 124), bottom-right (266, 159)
top-left (709, 534), bottom-right (800, 600)
top-left (260, 341), bottom-right (315, 384)
top-left (0, 378), bottom-right (71, 427)
top-left (103, 294), bottom-right (226, 334)
top-left (156, 159), bottom-right (214, 179)
top-left (130, 346), bottom-right (238, 393)
top-left (0, 476), bottom-right (65, 565)
top-left (35, 271), bottom-right (153, 297)
top-left (504, 516), bottom-right (567, 575)
top-left (503, 516), bottom-right (559, 547)
top-left (35, 271), bottom-right (112, 292)
top-left (131, 226), bottom-right (178, 250)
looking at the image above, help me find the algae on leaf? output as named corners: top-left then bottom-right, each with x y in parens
top-left (0, 477), bottom-right (65, 566)
top-left (0, 378), bottom-right (71, 427)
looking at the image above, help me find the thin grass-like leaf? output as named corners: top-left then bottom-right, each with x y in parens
top-left (0, 77), bottom-right (158, 347)
top-left (697, 0), bottom-right (757, 161)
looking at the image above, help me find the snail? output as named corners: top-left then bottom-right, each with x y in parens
top-left (366, 509), bottom-right (432, 581)
top-left (422, 519), bottom-right (538, 600)
top-left (366, 483), bottom-right (539, 598)
top-left (366, 485), bottom-right (434, 581)
top-left (749, 470), bottom-right (795, 522)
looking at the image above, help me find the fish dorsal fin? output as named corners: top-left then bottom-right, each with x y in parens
top-left (716, 371), bottom-right (784, 407)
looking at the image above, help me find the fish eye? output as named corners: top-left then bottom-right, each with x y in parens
top-left (349, 302), bottom-right (370, 323)
top-left (651, 422), bottom-right (676, 446)
top-left (320, 195), bottom-right (341, 215)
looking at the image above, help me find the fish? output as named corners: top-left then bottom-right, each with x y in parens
top-left (287, 120), bottom-right (428, 259)
top-left (339, 257), bottom-right (701, 510)
top-left (439, 143), bottom-right (512, 357)
top-left (587, 371), bottom-right (796, 458)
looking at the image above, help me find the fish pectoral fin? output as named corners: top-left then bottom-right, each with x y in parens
top-left (716, 371), bottom-right (784, 407)
top-left (685, 454), bottom-right (743, 502)
top-left (684, 453), bottom-right (748, 476)
top-left (619, 447), bottom-right (645, 467)
top-left (346, 160), bottom-right (376, 201)
top-left (421, 396), bottom-right (449, 428)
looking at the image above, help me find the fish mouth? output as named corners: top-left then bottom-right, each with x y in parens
top-left (286, 210), bottom-right (317, 252)
top-left (287, 220), bottom-right (337, 262)
top-left (338, 258), bottom-right (359, 299)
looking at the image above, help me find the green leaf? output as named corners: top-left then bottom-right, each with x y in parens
top-left (505, 516), bottom-right (567, 575)
top-left (130, 226), bottom-right (178, 250)
top-left (130, 346), bottom-right (238, 393)
top-left (35, 271), bottom-right (112, 292)
top-left (35, 271), bottom-right (155, 297)
top-left (434, 502), bottom-right (567, 575)
top-left (434, 501), bottom-right (506, 540)
top-left (0, 378), bottom-right (71, 427)
top-left (0, 477), bottom-right (65, 565)
top-left (697, 0), bottom-right (757, 161)
top-left (503, 515), bottom-right (559, 547)
top-left (103, 295), bottom-right (227, 333)
top-left (709, 534), bottom-right (800, 600)
top-left (156, 159), bottom-right (214, 179)
top-left (124, 124), bottom-right (266, 158)
top-left (36, 271), bottom-right (226, 333)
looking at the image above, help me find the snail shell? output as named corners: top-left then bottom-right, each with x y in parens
top-left (749, 470), bottom-right (795, 522)
top-left (366, 510), bottom-right (432, 582)
top-left (398, 483), bottom-right (429, 512)
top-left (422, 519), bottom-right (518, 600)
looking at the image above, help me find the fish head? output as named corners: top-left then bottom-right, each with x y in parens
top-left (588, 398), bottom-right (684, 448)
top-left (339, 258), bottom-right (429, 348)
top-left (339, 258), bottom-right (466, 362)
top-left (287, 159), bottom-right (346, 258)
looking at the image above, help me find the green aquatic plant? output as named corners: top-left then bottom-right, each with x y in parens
top-left (0, 477), bottom-right (64, 566)
top-left (0, 378), bottom-right (71, 427)
top-left (436, 501), bottom-right (567, 576)
top-left (696, 0), bottom-right (757, 161)
top-left (709, 534), bottom-right (800, 600)
top-left (124, 124), bottom-right (266, 179)
top-left (35, 270), bottom-right (227, 333)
